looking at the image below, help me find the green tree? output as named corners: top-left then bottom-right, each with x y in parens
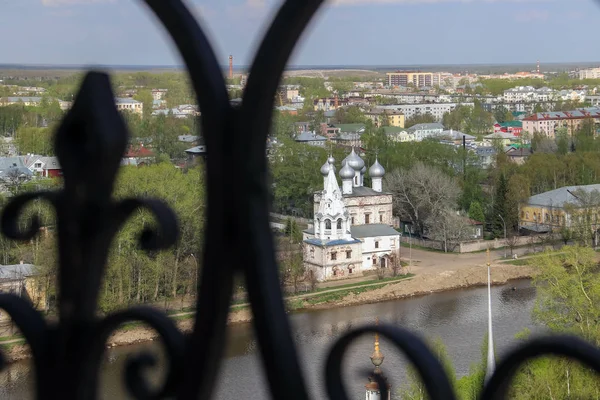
top-left (399, 338), bottom-right (457, 400)
top-left (466, 101), bottom-right (493, 136)
top-left (134, 89), bottom-right (155, 119)
top-left (15, 126), bottom-right (53, 155)
top-left (334, 106), bottom-right (365, 124)
top-left (492, 173), bottom-right (508, 237)
top-left (468, 201), bottom-right (485, 224)
top-left (493, 106), bottom-right (512, 124)
top-left (555, 127), bottom-right (570, 155)
top-left (442, 106), bottom-right (472, 132)
top-left (405, 114), bottom-right (436, 128)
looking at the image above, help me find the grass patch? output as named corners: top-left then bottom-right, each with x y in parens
top-left (399, 241), bottom-right (446, 253)
top-left (307, 274), bottom-right (413, 294)
top-left (503, 259), bottom-right (530, 266)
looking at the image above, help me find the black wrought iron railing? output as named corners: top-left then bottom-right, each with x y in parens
top-left (0, 1), bottom-right (599, 399)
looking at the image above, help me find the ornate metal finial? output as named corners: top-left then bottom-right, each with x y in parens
top-left (486, 247), bottom-right (491, 267)
top-left (0, 1), bottom-right (598, 400)
top-left (370, 318), bottom-right (384, 370)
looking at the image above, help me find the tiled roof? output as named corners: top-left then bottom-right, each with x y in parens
top-left (125, 145), bottom-right (154, 157)
top-left (523, 108), bottom-right (600, 121)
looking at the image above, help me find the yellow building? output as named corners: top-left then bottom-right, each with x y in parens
top-left (387, 111), bottom-right (405, 128)
top-left (0, 264), bottom-right (47, 321)
top-left (520, 184), bottom-right (600, 234)
top-left (115, 98), bottom-right (143, 115)
top-left (364, 108), bottom-right (405, 128)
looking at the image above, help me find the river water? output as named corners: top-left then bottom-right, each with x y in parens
top-left (0, 280), bottom-right (539, 399)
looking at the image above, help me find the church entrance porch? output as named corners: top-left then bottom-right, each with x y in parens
top-left (380, 257), bottom-right (386, 269)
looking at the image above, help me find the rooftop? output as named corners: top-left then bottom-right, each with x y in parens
top-left (523, 108), bottom-right (600, 121)
top-left (350, 224), bottom-right (399, 238)
top-left (0, 264), bottom-right (36, 281)
top-left (335, 123), bottom-right (365, 133)
top-left (115, 98), bottom-right (142, 104)
top-left (295, 131), bottom-right (327, 142)
top-left (303, 237), bottom-right (361, 247)
top-left (407, 123), bottom-right (444, 132)
top-left (342, 186), bottom-right (389, 198)
top-left (527, 184), bottom-right (600, 208)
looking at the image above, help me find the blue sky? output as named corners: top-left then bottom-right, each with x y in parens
top-left (0, 0), bottom-right (598, 66)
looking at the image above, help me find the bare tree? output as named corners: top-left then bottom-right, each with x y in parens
top-left (505, 234), bottom-right (520, 257)
top-left (389, 249), bottom-right (402, 277)
top-left (385, 163), bottom-right (460, 237)
top-left (376, 266), bottom-right (386, 280)
top-left (305, 269), bottom-right (318, 291)
top-left (564, 188), bottom-right (600, 248)
top-left (426, 209), bottom-right (471, 253)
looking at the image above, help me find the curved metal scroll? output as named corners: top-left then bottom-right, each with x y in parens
top-left (0, 0), bottom-right (598, 399)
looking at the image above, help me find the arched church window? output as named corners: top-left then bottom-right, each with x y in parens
top-left (325, 219), bottom-right (331, 230)
top-left (337, 219), bottom-right (342, 229)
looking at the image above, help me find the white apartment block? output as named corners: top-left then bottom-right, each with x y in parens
top-left (579, 68), bottom-right (600, 80)
top-left (503, 86), bottom-right (555, 103)
top-left (379, 103), bottom-right (474, 122)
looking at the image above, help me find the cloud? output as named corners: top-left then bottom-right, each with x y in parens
top-left (41, 0), bottom-right (115, 6)
top-left (332, 0), bottom-right (552, 5)
top-left (514, 9), bottom-right (549, 22)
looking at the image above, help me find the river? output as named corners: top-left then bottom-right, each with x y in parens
top-left (0, 279), bottom-right (539, 399)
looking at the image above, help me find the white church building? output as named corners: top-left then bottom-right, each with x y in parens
top-left (302, 149), bottom-right (400, 281)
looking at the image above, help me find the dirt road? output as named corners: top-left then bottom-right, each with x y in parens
top-left (402, 246), bottom-right (531, 274)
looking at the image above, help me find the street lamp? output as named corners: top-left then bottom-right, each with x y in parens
top-left (498, 214), bottom-right (507, 258)
top-left (406, 229), bottom-right (412, 272)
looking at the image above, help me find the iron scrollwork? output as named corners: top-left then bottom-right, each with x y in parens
top-left (0, 0), bottom-right (597, 399)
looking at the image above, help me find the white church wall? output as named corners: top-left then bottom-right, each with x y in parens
top-left (303, 241), bottom-right (362, 281)
top-left (345, 195), bottom-right (393, 225)
top-left (360, 234), bottom-right (400, 270)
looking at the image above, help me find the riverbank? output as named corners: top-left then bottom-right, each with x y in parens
top-left (0, 263), bottom-right (536, 363)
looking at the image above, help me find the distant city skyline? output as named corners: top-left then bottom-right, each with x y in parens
top-left (1, 0), bottom-right (599, 67)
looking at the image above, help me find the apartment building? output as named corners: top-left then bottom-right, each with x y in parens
top-left (380, 103), bottom-right (474, 122)
top-left (0, 96), bottom-right (43, 107)
top-left (313, 97), bottom-right (348, 111)
top-left (503, 86), bottom-right (555, 103)
top-left (579, 68), bottom-right (600, 80)
top-left (364, 108), bottom-right (405, 128)
top-left (406, 123), bottom-right (444, 141)
top-left (386, 71), bottom-right (441, 88)
top-left (522, 108), bottom-right (600, 138)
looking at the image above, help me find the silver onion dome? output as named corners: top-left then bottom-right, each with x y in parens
top-left (320, 160), bottom-right (333, 177)
top-left (328, 156), bottom-right (335, 165)
top-left (360, 165), bottom-right (367, 175)
top-left (369, 158), bottom-right (385, 178)
top-left (339, 163), bottom-right (355, 180)
top-left (346, 148), bottom-right (365, 171)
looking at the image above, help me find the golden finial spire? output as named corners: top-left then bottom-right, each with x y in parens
top-left (486, 248), bottom-right (491, 267)
top-left (371, 317), bottom-right (384, 369)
